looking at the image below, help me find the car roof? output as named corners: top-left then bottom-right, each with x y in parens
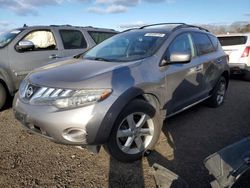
top-left (15, 25), bottom-right (118, 33)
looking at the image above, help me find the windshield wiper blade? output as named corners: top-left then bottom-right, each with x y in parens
top-left (73, 52), bottom-right (84, 59)
top-left (93, 57), bottom-right (111, 62)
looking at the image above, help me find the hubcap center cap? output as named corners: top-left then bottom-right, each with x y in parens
top-left (132, 128), bottom-right (140, 135)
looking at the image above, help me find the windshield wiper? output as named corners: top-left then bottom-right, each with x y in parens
top-left (88, 57), bottom-right (112, 62)
top-left (73, 52), bottom-right (84, 59)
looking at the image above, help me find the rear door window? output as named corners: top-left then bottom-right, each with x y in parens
top-left (218, 36), bottom-right (247, 46)
top-left (192, 32), bottom-right (215, 55)
top-left (59, 30), bottom-right (87, 49)
top-left (88, 31), bottom-right (116, 44)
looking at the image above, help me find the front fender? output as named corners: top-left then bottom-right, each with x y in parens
top-left (88, 87), bottom-right (145, 145)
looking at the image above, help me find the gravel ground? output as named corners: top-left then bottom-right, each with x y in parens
top-left (0, 79), bottom-right (250, 188)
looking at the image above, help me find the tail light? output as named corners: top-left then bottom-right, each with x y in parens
top-left (241, 46), bottom-right (250, 57)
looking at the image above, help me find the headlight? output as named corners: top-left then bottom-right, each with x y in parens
top-left (53, 89), bottom-right (112, 109)
top-left (20, 81), bottom-right (112, 109)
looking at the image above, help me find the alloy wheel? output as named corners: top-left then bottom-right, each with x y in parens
top-left (216, 80), bottom-right (226, 105)
top-left (116, 112), bottom-right (154, 155)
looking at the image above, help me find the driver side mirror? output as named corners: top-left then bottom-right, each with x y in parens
top-left (16, 40), bottom-right (35, 52)
top-left (160, 52), bottom-right (191, 66)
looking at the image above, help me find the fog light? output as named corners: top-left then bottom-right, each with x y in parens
top-left (62, 128), bottom-right (87, 143)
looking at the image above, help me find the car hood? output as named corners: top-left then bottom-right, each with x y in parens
top-left (28, 58), bottom-right (141, 89)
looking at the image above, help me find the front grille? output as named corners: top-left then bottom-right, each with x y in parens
top-left (24, 84), bottom-right (40, 100)
top-left (21, 83), bottom-right (74, 102)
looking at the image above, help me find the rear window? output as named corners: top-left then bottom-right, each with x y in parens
top-left (218, 36), bottom-right (247, 46)
top-left (88, 31), bottom-right (116, 44)
top-left (59, 30), bottom-right (87, 49)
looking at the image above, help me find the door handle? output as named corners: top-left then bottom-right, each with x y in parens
top-left (195, 65), bottom-right (203, 72)
top-left (49, 54), bottom-right (61, 59)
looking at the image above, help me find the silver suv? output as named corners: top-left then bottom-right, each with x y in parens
top-left (14, 23), bottom-right (230, 162)
top-left (0, 25), bottom-right (117, 109)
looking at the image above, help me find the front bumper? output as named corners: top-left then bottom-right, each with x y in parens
top-left (13, 93), bottom-right (116, 146)
top-left (229, 63), bottom-right (250, 74)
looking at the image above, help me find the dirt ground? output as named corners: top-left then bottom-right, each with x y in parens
top-left (1, 79), bottom-right (250, 188)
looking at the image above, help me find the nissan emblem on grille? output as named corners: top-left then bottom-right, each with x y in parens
top-left (26, 86), bottom-right (34, 98)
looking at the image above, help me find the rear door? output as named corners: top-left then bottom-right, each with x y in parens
top-left (59, 29), bottom-right (89, 57)
top-left (191, 32), bottom-right (223, 94)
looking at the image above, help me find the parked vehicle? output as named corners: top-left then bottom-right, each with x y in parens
top-left (0, 25), bottom-right (118, 109)
top-left (14, 23), bottom-right (230, 162)
top-left (204, 136), bottom-right (250, 188)
top-left (217, 33), bottom-right (250, 80)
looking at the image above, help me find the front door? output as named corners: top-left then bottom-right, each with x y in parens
top-left (9, 29), bottom-right (62, 86)
top-left (163, 32), bottom-right (205, 115)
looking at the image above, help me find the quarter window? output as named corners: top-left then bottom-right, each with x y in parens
top-left (192, 33), bottom-right (215, 55)
top-left (23, 30), bottom-right (56, 50)
top-left (88, 31), bottom-right (116, 44)
top-left (60, 30), bottom-right (87, 49)
top-left (209, 35), bottom-right (219, 50)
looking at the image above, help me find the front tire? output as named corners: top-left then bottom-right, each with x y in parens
top-left (206, 76), bottom-right (227, 108)
top-left (105, 99), bottom-right (162, 163)
top-left (0, 83), bottom-right (7, 110)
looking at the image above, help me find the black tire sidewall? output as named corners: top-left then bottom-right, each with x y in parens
top-left (207, 76), bottom-right (227, 108)
top-left (0, 83), bottom-right (7, 109)
top-left (106, 99), bottom-right (161, 163)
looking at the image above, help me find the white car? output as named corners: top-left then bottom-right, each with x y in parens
top-left (217, 33), bottom-right (250, 80)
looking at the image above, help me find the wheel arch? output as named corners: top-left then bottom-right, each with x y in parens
top-left (0, 68), bottom-right (15, 95)
top-left (0, 78), bottom-right (10, 96)
top-left (90, 87), bottom-right (162, 145)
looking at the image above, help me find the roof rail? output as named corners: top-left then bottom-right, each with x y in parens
top-left (121, 23), bottom-right (210, 33)
top-left (139, 23), bottom-right (186, 29)
top-left (121, 28), bottom-right (139, 33)
top-left (50, 24), bottom-right (72, 27)
top-left (138, 23), bottom-right (209, 32)
top-left (49, 24), bottom-right (116, 31)
top-left (121, 23), bottom-right (185, 33)
top-left (172, 24), bottom-right (209, 32)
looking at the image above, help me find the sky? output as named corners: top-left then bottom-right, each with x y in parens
top-left (0, 0), bottom-right (250, 32)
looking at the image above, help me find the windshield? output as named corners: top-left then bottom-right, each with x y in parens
top-left (84, 31), bottom-right (167, 62)
top-left (0, 29), bottom-right (24, 48)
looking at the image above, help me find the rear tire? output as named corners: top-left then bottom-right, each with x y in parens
top-left (0, 82), bottom-right (7, 110)
top-left (105, 99), bottom-right (162, 163)
top-left (206, 76), bottom-right (227, 108)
